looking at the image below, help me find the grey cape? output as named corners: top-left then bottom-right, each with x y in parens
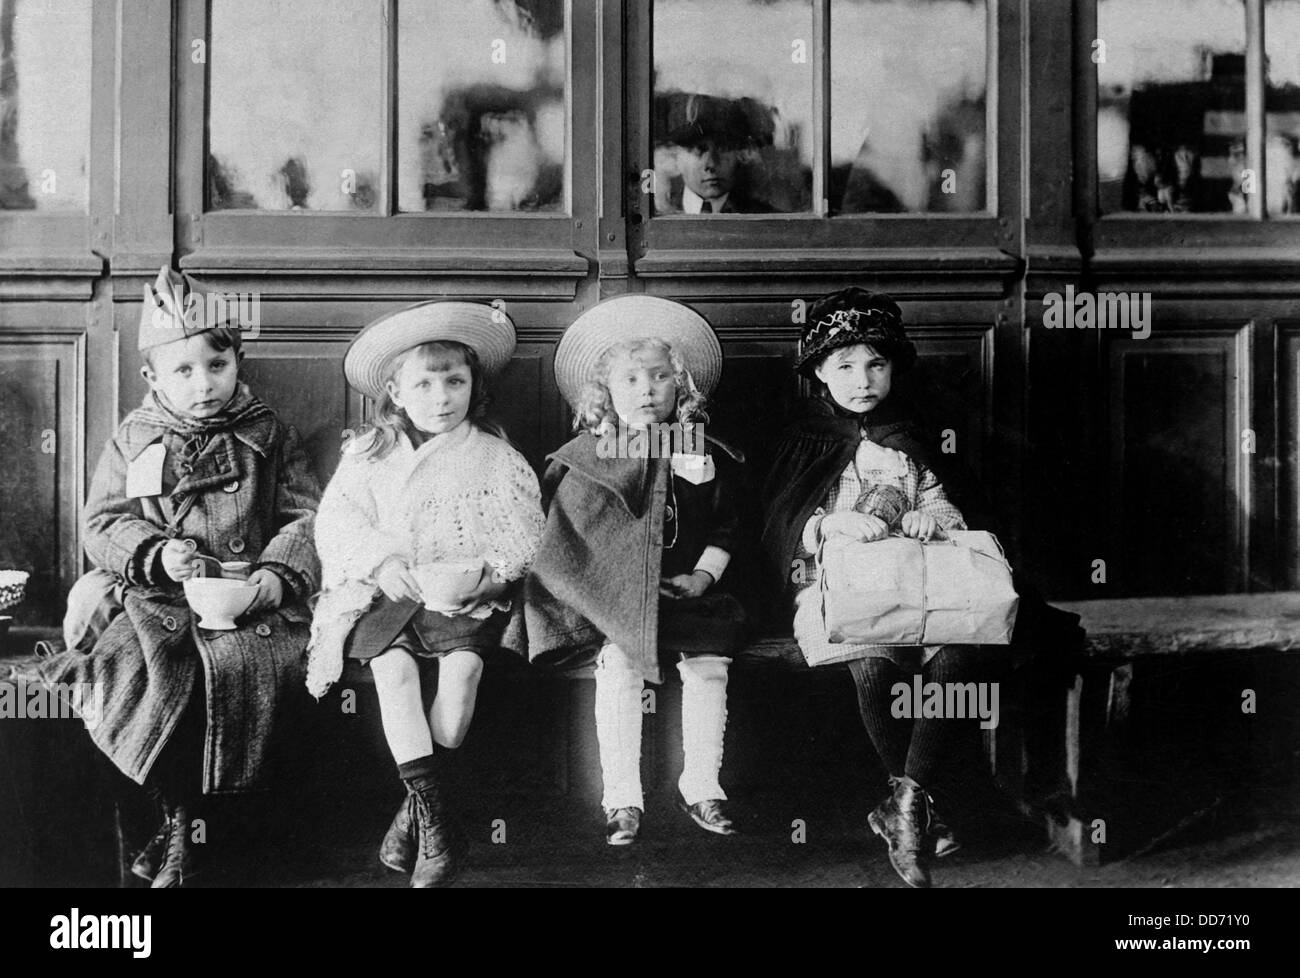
top-left (503, 429), bottom-right (744, 683)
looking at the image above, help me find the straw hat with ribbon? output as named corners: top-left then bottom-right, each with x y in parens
top-left (554, 295), bottom-right (723, 409)
top-left (344, 299), bottom-right (516, 401)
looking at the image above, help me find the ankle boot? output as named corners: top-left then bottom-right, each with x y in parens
top-left (927, 793), bottom-right (961, 858)
top-left (131, 788), bottom-right (171, 882)
top-left (405, 773), bottom-right (460, 888)
top-left (151, 802), bottom-right (196, 889)
top-left (867, 776), bottom-right (932, 888)
top-left (378, 790), bottom-right (417, 874)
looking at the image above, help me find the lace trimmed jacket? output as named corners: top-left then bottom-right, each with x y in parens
top-left (306, 421), bottom-right (544, 697)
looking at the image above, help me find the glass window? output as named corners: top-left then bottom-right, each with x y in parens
top-left (208, 0), bottom-right (383, 211)
top-left (1266, 0), bottom-right (1300, 217)
top-left (830, 0), bottom-right (988, 214)
top-left (0, 0), bottom-right (92, 212)
top-left (651, 0), bottom-right (814, 215)
top-left (1097, 0), bottom-right (1247, 215)
top-left (397, 0), bottom-right (566, 213)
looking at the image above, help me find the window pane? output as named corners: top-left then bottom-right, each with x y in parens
top-left (652, 0), bottom-right (814, 215)
top-left (397, 0), bottom-right (566, 213)
top-left (0, 0), bottom-right (91, 212)
top-left (1097, 0), bottom-right (1247, 215)
top-left (1267, 0), bottom-right (1300, 216)
top-left (831, 0), bottom-right (988, 214)
top-left (208, 0), bottom-right (382, 211)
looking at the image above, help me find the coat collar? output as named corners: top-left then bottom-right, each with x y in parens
top-left (117, 406), bottom-right (278, 462)
top-left (549, 429), bottom-right (743, 516)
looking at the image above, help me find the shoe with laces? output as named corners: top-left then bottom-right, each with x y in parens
top-left (604, 807), bottom-right (642, 846)
top-left (677, 794), bottom-right (737, 836)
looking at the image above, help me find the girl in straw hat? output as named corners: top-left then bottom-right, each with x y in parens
top-left (307, 300), bottom-right (543, 887)
top-left (513, 295), bottom-right (748, 845)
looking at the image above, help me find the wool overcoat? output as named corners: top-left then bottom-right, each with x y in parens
top-left (39, 398), bottom-right (321, 794)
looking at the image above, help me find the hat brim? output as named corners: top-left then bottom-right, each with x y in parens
top-left (345, 300), bottom-right (516, 401)
top-left (554, 295), bottom-right (723, 409)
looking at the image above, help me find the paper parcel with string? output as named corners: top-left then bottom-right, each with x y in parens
top-left (818, 530), bottom-right (1019, 651)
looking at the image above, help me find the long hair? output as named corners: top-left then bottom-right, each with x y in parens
top-left (350, 340), bottom-right (508, 460)
top-left (573, 337), bottom-right (709, 435)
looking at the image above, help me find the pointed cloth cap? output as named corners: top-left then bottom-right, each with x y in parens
top-left (553, 295), bottom-right (723, 408)
top-left (137, 266), bottom-right (237, 352)
top-left (344, 299), bottom-right (516, 401)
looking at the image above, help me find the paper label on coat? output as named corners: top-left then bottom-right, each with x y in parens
top-left (671, 452), bottom-right (715, 485)
top-left (126, 443), bottom-right (167, 498)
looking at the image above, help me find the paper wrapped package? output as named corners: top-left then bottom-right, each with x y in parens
top-left (819, 530), bottom-right (1019, 647)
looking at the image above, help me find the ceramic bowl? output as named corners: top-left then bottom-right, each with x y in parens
top-left (412, 560), bottom-right (484, 612)
top-left (183, 577), bottom-right (258, 630)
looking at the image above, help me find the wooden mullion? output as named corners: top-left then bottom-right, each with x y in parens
top-left (812, 0), bottom-right (830, 216)
top-left (381, 0), bottom-right (398, 217)
top-left (1245, 0), bottom-right (1265, 220)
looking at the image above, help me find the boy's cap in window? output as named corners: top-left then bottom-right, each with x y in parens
top-left (659, 92), bottom-right (775, 151)
top-left (554, 294), bottom-right (723, 409)
top-left (795, 288), bottom-right (915, 376)
top-left (344, 300), bottom-right (516, 401)
top-left (138, 265), bottom-right (236, 352)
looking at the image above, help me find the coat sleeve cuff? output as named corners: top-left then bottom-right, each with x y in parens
top-left (693, 546), bottom-right (731, 584)
top-left (258, 530), bottom-right (320, 594)
top-left (256, 561), bottom-right (308, 602)
top-left (801, 509), bottom-right (826, 554)
top-left (130, 537), bottom-right (169, 586)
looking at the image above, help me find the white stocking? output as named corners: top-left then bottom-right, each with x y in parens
top-left (677, 655), bottom-right (731, 805)
top-left (593, 643), bottom-right (644, 811)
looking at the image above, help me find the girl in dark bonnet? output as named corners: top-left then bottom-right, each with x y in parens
top-left (762, 287), bottom-right (995, 888)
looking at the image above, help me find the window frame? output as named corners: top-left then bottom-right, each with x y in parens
top-left (1080, 0), bottom-right (1300, 267)
top-left (0, 0), bottom-right (114, 300)
top-left (172, 0), bottom-right (595, 294)
top-left (625, 0), bottom-right (1022, 281)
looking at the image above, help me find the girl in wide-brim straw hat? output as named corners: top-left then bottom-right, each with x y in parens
top-left (309, 299), bottom-right (544, 888)
top-left (510, 294), bottom-right (748, 845)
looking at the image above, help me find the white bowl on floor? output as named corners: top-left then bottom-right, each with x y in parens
top-left (412, 560), bottom-right (484, 613)
top-left (183, 577), bottom-right (258, 630)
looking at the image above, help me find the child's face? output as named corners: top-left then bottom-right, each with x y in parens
top-left (606, 348), bottom-right (678, 427)
top-left (141, 334), bottom-right (240, 419)
top-left (814, 343), bottom-right (892, 414)
top-left (387, 353), bottom-right (472, 436)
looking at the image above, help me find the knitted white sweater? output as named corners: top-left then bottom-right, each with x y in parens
top-left (306, 421), bottom-right (543, 697)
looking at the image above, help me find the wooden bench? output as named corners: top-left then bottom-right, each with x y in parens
top-left (1031, 593), bottom-right (1300, 865)
top-left (6, 595), bottom-right (1299, 880)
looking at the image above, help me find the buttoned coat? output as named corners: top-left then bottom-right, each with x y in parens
top-left (39, 396), bottom-right (321, 794)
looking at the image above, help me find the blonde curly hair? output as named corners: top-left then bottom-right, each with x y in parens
top-left (573, 338), bottom-right (709, 434)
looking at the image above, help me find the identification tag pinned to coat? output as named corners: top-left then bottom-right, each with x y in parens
top-left (126, 443), bottom-right (166, 498)
top-left (671, 452), bottom-right (715, 485)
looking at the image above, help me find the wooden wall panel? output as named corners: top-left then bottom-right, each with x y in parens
top-left (0, 333), bottom-right (82, 624)
top-left (1278, 322), bottom-right (1300, 590)
top-left (491, 342), bottom-right (565, 473)
top-left (236, 339), bottom-right (363, 488)
top-left (1107, 328), bottom-right (1249, 596)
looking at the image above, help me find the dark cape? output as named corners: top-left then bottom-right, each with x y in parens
top-left (503, 428), bottom-right (747, 683)
top-left (760, 395), bottom-right (1084, 663)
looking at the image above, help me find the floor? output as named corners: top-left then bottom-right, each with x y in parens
top-left (191, 770), bottom-right (1300, 889)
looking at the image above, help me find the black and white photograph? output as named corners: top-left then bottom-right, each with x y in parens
top-left (0, 0), bottom-right (1295, 946)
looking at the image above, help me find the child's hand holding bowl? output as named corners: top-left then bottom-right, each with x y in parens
top-left (375, 555), bottom-right (422, 603)
top-left (432, 562), bottom-right (510, 617)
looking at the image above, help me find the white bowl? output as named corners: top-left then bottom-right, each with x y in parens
top-left (183, 577), bottom-right (258, 630)
top-left (412, 560), bottom-right (484, 612)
